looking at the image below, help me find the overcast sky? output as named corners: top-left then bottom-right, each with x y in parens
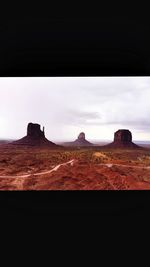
top-left (0, 77), bottom-right (150, 141)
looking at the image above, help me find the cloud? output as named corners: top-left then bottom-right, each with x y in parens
top-left (61, 110), bottom-right (102, 125)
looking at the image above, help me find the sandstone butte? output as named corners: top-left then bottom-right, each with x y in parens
top-left (64, 132), bottom-right (94, 147)
top-left (11, 125), bottom-right (141, 149)
top-left (105, 129), bottom-right (140, 149)
top-left (11, 122), bottom-right (59, 147)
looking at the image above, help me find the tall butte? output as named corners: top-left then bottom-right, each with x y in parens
top-left (105, 129), bottom-right (140, 148)
top-left (12, 122), bottom-right (58, 147)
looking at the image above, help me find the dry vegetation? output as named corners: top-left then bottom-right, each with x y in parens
top-left (0, 144), bottom-right (150, 190)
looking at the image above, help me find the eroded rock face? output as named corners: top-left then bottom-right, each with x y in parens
top-left (114, 129), bottom-right (132, 143)
top-left (27, 123), bottom-right (45, 138)
top-left (78, 132), bottom-right (86, 140)
top-left (11, 122), bottom-right (58, 147)
top-left (105, 129), bottom-right (139, 148)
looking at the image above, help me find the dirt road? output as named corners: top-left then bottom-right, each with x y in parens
top-left (0, 159), bottom-right (150, 190)
top-left (0, 159), bottom-right (76, 179)
top-left (0, 160), bottom-right (150, 179)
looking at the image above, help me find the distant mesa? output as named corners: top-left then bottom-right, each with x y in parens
top-left (105, 129), bottom-right (140, 149)
top-left (12, 122), bottom-right (59, 147)
top-left (63, 132), bottom-right (94, 147)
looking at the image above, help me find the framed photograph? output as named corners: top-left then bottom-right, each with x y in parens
top-left (1, 13), bottom-right (150, 216)
top-left (1, 77), bottom-right (150, 191)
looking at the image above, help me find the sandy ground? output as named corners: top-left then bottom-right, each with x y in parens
top-left (1, 145), bottom-right (150, 190)
top-left (1, 159), bottom-right (150, 190)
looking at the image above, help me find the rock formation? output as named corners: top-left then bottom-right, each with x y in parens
top-left (12, 122), bottom-right (59, 147)
top-left (105, 129), bottom-right (140, 148)
top-left (63, 132), bottom-right (93, 147)
top-left (78, 132), bottom-right (85, 140)
top-left (27, 123), bottom-right (45, 138)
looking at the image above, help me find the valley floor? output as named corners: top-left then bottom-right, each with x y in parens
top-left (0, 145), bottom-right (150, 190)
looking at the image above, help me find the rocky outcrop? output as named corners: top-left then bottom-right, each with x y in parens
top-left (27, 123), bottom-right (45, 138)
top-left (105, 129), bottom-right (140, 148)
top-left (114, 129), bottom-right (132, 143)
top-left (11, 122), bottom-right (59, 147)
top-left (63, 132), bottom-right (93, 147)
top-left (78, 132), bottom-right (86, 141)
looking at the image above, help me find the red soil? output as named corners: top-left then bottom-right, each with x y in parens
top-left (0, 145), bottom-right (150, 190)
top-left (1, 160), bottom-right (150, 190)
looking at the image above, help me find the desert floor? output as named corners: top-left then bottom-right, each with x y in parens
top-left (0, 144), bottom-right (150, 190)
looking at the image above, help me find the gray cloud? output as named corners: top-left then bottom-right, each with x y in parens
top-left (0, 77), bottom-right (150, 141)
top-left (61, 110), bottom-right (102, 125)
